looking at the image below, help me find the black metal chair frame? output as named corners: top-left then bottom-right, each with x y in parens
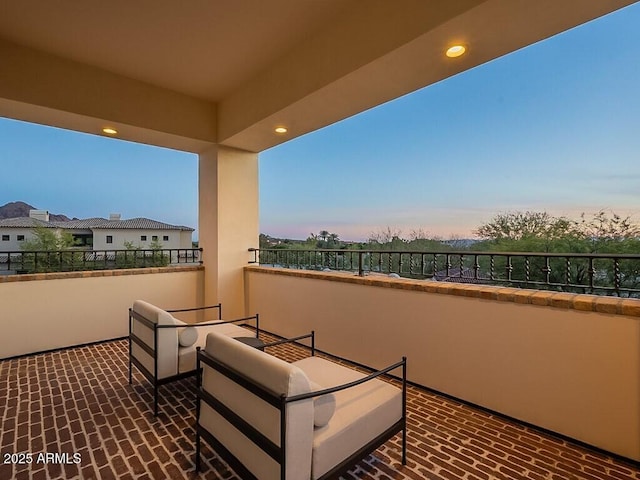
top-left (128, 303), bottom-right (260, 416)
top-left (194, 332), bottom-right (407, 479)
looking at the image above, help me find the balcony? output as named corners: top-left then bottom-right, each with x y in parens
top-left (2, 266), bottom-right (640, 479)
top-left (2, 2), bottom-right (639, 479)
top-left (2, 333), bottom-right (639, 480)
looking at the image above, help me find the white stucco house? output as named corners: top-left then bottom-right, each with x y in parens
top-left (0, 210), bottom-right (194, 252)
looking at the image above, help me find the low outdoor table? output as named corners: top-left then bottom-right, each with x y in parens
top-left (235, 336), bottom-right (266, 351)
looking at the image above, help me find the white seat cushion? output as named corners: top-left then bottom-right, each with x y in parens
top-left (293, 356), bottom-right (402, 480)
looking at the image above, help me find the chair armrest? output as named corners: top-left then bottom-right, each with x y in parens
top-left (156, 315), bottom-right (261, 339)
top-left (166, 303), bottom-right (222, 319)
top-left (285, 357), bottom-right (406, 404)
top-left (191, 314), bottom-right (261, 337)
top-left (193, 314), bottom-right (258, 327)
top-left (261, 331), bottom-right (315, 353)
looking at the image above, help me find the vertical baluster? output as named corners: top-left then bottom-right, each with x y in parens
top-left (614, 258), bottom-right (621, 296)
top-left (541, 256), bottom-right (551, 284)
top-left (490, 255), bottom-right (495, 281)
top-left (432, 254), bottom-right (438, 280)
top-left (473, 255), bottom-right (480, 280)
top-left (504, 255), bottom-right (513, 282)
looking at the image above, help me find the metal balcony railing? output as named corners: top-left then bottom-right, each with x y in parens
top-left (249, 248), bottom-right (640, 297)
top-left (0, 248), bottom-right (202, 274)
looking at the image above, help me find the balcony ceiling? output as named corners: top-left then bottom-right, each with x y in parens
top-left (0, 0), bottom-right (636, 153)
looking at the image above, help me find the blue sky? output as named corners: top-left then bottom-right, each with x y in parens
top-left (2, 3), bottom-right (639, 242)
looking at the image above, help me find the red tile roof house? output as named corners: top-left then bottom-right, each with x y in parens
top-left (0, 210), bottom-right (193, 252)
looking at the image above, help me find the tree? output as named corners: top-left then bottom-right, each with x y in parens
top-left (473, 210), bottom-right (640, 294)
top-left (408, 228), bottom-right (435, 241)
top-left (326, 233), bottom-right (340, 248)
top-left (474, 211), bottom-right (576, 245)
top-left (20, 226), bottom-right (80, 272)
top-left (575, 210), bottom-right (640, 253)
top-left (368, 227), bottom-right (404, 246)
top-left (116, 239), bottom-right (168, 268)
top-left (308, 230), bottom-right (342, 249)
top-left (475, 210), bottom-right (639, 252)
top-left (21, 225), bottom-right (76, 251)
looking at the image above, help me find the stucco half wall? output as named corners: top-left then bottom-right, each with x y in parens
top-left (244, 266), bottom-right (640, 462)
top-left (0, 266), bottom-right (204, 359)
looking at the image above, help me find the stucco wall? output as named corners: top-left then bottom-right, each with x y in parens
top-left (0, 227), bottom-right (46, 251)
top-left (0, 267), bottom-right (204, 359)
top-left (92, 228), bottom-right (192, 250)
top-left (245, 266), bottom-right (640, 462)
top-left (0, 227), bottom-right (193, 252)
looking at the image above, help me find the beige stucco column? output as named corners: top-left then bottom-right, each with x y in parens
top-left (199, 145), bottom-right (258, 318)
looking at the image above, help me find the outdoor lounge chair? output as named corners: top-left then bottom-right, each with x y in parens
top-left (195, 330), bottom-right (407, 479)
top-left (128, 300), bottom-right (260, 415)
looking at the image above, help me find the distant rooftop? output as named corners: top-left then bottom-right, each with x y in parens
top-left (91, 218), bottom-right (194, 231)
top-left (50, 218), bottom-right (110, 229)
top-left (0, 217), bottom-right (53, 228)
top-left (0, 216), bottom-right (193, 231)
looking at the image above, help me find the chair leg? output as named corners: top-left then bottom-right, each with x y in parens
top-left (402, 426), bottom-right (407, 465)
top-left (195, 429), bottom-right (201, 472)
top-left (154, 384), bottom-right (159, 416)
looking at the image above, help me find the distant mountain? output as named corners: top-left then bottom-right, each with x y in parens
top-left (0, 201), bottom-right (75, 221)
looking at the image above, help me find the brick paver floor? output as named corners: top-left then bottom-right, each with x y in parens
top-left (1, 338), bottom-right (639, 480)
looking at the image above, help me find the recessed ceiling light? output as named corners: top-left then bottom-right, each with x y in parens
top-left (446, 45), bottom-right (466, 58)
top-left (102, 127), bottom-right (118, 135)
top-left (274, 126), bottom-right (288, 134)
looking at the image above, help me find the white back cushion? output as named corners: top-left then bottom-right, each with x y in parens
top-left (131, 300), bottom-right (181, 379)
